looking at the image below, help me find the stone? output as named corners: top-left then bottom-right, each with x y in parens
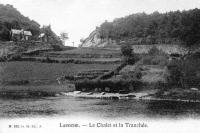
top-left (190, 88), bottom-right (199, 91)
top-left (87, 92), bottom-right (93, 95)
top-left (74, 91), bottom-right (82, 94)
top-left (101, 92), bottom-right (106, 95)
top-left (105, 87), bottom-right (110, 92)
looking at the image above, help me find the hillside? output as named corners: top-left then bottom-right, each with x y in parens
top-left (81, 8), bottom-right (200, 49)
top-left (0, 4), bottom-right (40, 41)
top-left (0, 4), bottom-right (61, 44)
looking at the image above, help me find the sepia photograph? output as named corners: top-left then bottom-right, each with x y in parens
top-left (0, 0), bottom-right (200, 133)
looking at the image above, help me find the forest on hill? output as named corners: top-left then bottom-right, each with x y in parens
top-left (0, 4), bottom-right (61, 44)
top-left (98, 8), bottom-right (200, 47)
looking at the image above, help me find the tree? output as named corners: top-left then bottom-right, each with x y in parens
top-left (121, 43), bottom-right (135, 64)
top-left (41, 25), bottom-right (62, 44)
top-left (179, 9), bottom-right (200, 52)
top-left (80, 38), bottom-right (85, 43)
top-left (60, 32), bottom-right (68, 45)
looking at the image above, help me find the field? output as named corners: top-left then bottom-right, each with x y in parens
top-left (0, 61), bottom-right (118, 84)
top-left (0, 46), bottom-right (123, 96)
top-left (50, 47), bottom-right (120, 55)
top-left (39, 47), bottom-right (121, 58)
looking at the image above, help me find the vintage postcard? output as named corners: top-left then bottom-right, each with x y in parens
top-left (0, 0), bottom-right (200, 133)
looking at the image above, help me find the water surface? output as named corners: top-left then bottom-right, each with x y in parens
top-left (0, 96), bottom-right (200, 119)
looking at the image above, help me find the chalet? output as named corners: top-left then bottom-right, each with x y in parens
top-left (23, 30), bottom-right (32, 40)
top-left (39, 33), bottom-right (47, 42)
top-left (10, 29), bottom-right (32, 41)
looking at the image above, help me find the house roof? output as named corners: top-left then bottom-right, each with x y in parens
top-left (23, 31), bottom-right (32, 36)
top-left (11, 29), bottom-right (22, 34)
top-left (11, 29), bottom-right (32, 36)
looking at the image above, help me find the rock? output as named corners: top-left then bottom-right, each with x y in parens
top-left (60, 92), bottom-right (68, 95)
top-left (101, 92), bottom-right (106, 95)
top-left (74, 91), bottom-right (82, 94)
top-left (87, 92), bottom-right (93, 95)
top-left (190, 88), bottom-right (199, 91)
top-left (105, 87), bottom-right (110, 92)
top-left (79, 29), bottom-right (118, 48)
top-left (55, 93), bottom-right (60, 97)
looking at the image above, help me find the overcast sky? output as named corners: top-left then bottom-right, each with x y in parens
top-left (0, 0), bottom-right (200, 46)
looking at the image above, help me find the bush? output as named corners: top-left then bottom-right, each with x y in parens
top-left (51, 45), bottom-right (63, 51)
top-left (141, 55), bottom-right (168, 66)
top-left (3, 80), bottom-right (29, 85)
top-left (121, 66), bottom-right (142, 80)
top-left (121, 43), bottom-right (132, 57)
top-left (121, 43), bottom-right (136, 65)
top-left (122, 56), bottom-right (135, 65)
top-left (75, 79), bottom-right (143, 92)
top-left (167, 56), bottom-right (200, 88)
top-left (167, 60), bottom-right (183, 87)
top-left (8, 54), bottom-right (22, 61)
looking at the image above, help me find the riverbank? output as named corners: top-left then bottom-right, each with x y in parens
top-left (0, 84), bottom-right (75, 98)
top-left (57, 89), bottom-right (200, 103)
top-left (1, 84), bottom-right (200, 103)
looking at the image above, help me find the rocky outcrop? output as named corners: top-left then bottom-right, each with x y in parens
top-left (80, 29), bottom-right (119, 49)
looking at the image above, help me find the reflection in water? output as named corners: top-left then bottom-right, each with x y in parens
top-left (0, 96), bottom-right (200, 119)
top-left (146, 100), bottom-right (200, 119)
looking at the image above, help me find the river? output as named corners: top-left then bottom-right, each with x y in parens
top-left (0, 96), bottom-right (200, 119)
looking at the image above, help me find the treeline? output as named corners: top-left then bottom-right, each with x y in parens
top-left (0, 4), bottom-right (61, 44)
top-left (98, 8), bottom-right (200, 47)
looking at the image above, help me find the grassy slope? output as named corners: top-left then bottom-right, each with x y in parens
top-left (51, 47), bottom-right (120, 54)
top-left (0, 46), bottom-right (122, 94)
top-left (45, 48), bottom-right (121, 58)
top-left (22, 47), bottom-right (122, 63)
top-left (0, 61), bottom-right (117, 82)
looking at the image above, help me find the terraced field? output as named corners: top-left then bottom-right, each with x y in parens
top-left (35, 47), bottom-right (122, 58)
top-left (0, 61), bottom-right (118, 85)
top-left (0, 46), bottom-right (123, 94)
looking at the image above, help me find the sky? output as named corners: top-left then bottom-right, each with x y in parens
top-left (0, 0), bottom-right (200, 46)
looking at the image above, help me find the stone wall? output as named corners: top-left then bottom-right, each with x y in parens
top-left (132, 44), bottom-right (188, 55)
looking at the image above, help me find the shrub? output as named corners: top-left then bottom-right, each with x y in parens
top-left (167, 59), bottom-right (183, 87)
top-left (3, 80), bottom-right (29, 85)
top-left (121, 66), bottom-right (142, 80)
top-left (75, 79), bottom-right (143, 92)
top-left (51, 45), bottom-right (63, 51)
top-left (122, 56), bottom-right (135, 65)
top-left (0, 56), bottom-right (7, 62)
top-left (167, 56), bottom-right (200, 89)
top-left (8, 54), bottom-right (22, 61)
top-left (141, 55), bottom-right (168, 66)
top-left (121, 43), bottom-right (135, 65)
top-left (121, 43), bottom-right (132, 57)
